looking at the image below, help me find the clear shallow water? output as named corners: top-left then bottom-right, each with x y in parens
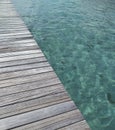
top-left (12, 0), bottom-right (115, 129)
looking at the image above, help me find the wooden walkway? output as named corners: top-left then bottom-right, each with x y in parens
top-left (0, 0), bottom-right (90, 130)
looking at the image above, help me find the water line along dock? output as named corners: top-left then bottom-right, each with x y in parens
top-left (0, 0), bottom-right (90, 129)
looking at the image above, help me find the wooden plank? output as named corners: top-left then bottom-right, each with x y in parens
top-left (0, 0), bottom-right (11, 3)
top-left (0, 32), bottom-right (31, 37)
top-left (0, 84), bottom-right (65, 107)
top-left (0, 53), bottom-right (44, 62)
top-left (0, 57), bottom-right (47, 68)
top-left (0, 17), bottom-right (24, 20)
top-left (0, 28), bottom-right (28, 32)
top-left (0, 18), bottom-right (24, 21)
top-left (0, 26), bottom-right (27, 30)
top-left (0, 42), bottom-right (35, 47)
top-left (0, 36), bottom-right (34, 42)
top-left (0, 23), bottom-right (26, 26)
top-left (0, 21), bottom-right (25, 24)
top-left (0, 71), bottom-right (55, 88)
top-left (0, 45), bottom-right (39, 53)
top-left (0, 19), bottom-right (25, 23)
top-left (0, 78), bottom-right (60, 97)
top-left (0, 101), bottom-right (76, 130)
top-left (0, 38), bottom-right (35, 44)
top-left (0, 17), bottom-right (23, 19)
top-left (0, 9), bottom-right (15, 11)
top-left (0, 92), bottom-right (70, 119)
top-left (0, 34), bottom-right (32, 40)
top-left (0, 47), bottom-right (41, 55)
top-left (0, 30), bottom-right (31, 35)
top-left (0, 50), bottom-right (42, 58)
top-left (58, 120), bottom-right (91, 130)
top-left (0, 19), bottom-right (25, 22)
top-left (0, 62), bottom-right (49, 74)
top-left (0, 66), bottom-right (53, 81)
top-left (0, 0), bottom-right (13, 3)
top-left (0, 14), bottom-right (17, 17)
top-left (12, 110), bottom-right (83, 130)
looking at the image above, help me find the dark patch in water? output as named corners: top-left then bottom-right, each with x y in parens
top-left (107, 93), bottom-right (115, 104)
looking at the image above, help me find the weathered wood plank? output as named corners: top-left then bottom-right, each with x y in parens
top-left (0, 50), bottom-right (41, 58)
top-left (0, 71), bottom-right (55, 88)
top-left (0, 101), bottom-right (76, 130)
top-left (0, 18), bottom-right (24, 21)
top-left (0, 66), bottom-right (53, 81)
top-left (0, 38), bottom-right (35, 44)
top-left (0, 57), bottom-right (47, 68)
top-left (0, 26), bottom-right (27, 30)
top-left (0, 34), bottom-right (32, 40)
top-left (0, 53), bottom-right (44, 62)
top-left (0, 0), bottom-right (11, 3)
top-left (0, 49), bottom-right (41, 56)
top-left (0, 35), bottom-right (33, 41)
top-left (0, 84), bottom-right (65, 107)
top-left (0, 45), bottom-right (39, 53)
top-left (0, 32), bottom-right (31, 37)
top-left (12, 110), bottom-right (83, 130)
top-left (58, 120), bottom-right (91, 130)
top-left (0, 19), bottom-right (24, 22)
top-left (0, 62), bottom-right (49, 74)
top-left (0, 28), bottom-right (28, 33)
top-left (0, 23), bottom-right (26, 26)
top-left (0, 77), bottom-right (60, 97)
top-left (0, 92), bottom-right (70, 119)
top-left (0, 19), bottom-right (25, 22)
top-left (0, 42), bottom-right (36, 48)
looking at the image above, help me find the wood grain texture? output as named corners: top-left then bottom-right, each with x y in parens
top-left (0, 57), bottom-right (47, 68)
top-left (0, 101), bottom-right (76, 129)
top-left (0, 0), bottom-right (90, 130)
top-left (58, 120), bottom-right (91, 130)
top-left (12, 110), bottom-right (83, 130)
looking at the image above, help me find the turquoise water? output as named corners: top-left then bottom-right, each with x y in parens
top-left (12, 0), bottom-right (115, 129)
